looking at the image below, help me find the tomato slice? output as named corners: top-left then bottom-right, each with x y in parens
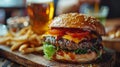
top-left (49, 28), bottom-right (90, 39)
top-left (48, 29), bottom-right (65, 36)
top-left (66, 31), bottom-right (89, 39)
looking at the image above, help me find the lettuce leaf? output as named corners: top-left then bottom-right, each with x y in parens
top-left (74, 49), bottom-right (87, 54)
top-left (43, 42), bottom-right (56, 60)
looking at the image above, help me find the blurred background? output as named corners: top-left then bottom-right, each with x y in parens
top-left (0, 0), bottom-right (120, 24)
top-left (0, 0), bottom-right (26, 24)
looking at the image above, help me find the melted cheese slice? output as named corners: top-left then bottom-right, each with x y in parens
top-left (42, 33), bottom-right (83, 43)
top-left (62, 35), bottom-right (81, 44)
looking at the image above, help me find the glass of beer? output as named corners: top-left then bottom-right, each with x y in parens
top-left (26, 0), bottom-right (54, 35)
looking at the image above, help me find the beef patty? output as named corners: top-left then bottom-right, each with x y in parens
top-left (42, 36), bottom-right (102, 51)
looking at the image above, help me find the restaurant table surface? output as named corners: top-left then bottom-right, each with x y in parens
top-left (106, 18), bottom-right (120, 27)
top-left (0, 18), bottom-right (120, 67)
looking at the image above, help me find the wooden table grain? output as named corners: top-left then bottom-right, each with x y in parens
top-left (0, 45), bottom-right (118, 67)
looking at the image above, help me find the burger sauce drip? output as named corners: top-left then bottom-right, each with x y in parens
top-left (57, 50), bottom-right (64, 56)
top-left (68, 53), bottom-right (75, 60)
top-left (57, 50), bottom-right (75, 60)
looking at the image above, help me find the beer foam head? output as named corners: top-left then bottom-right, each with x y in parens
top-left (27, 0), bottom-right (53, 3)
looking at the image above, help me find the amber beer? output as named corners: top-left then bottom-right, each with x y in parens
top-left (27, 0), bottom-right (54, 35)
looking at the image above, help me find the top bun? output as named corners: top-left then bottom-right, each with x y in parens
top-left (50, 13), bottom-right (105, 35)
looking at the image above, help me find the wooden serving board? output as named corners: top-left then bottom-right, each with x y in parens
top-left (0, 45), bottom-right (116, 67)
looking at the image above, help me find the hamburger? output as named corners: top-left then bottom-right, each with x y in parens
top-left (42, 13), bottom-right (105, 63)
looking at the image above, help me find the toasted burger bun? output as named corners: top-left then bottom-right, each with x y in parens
top-left (42, 13), bottom-right (104, 63)
top-left (50, 13), bottom-right (105, 35)
top-left (53, 49), bottom-right (103, 63)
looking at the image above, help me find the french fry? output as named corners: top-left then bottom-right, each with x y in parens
top-left (19, 44), bottom-right (28, 52)
top-left (30, 44), bottom-right (35, 48)
top-left (15, 26), bottom-right (31, 36)
top-left (28, 34), bottom-right (42, 46)
top-left (28, 34), bottom-right (37, 40)
top-left (11, 41), bottom-right (26, 51)
top-left (34, 46), bottom-right (43, 52)
top-left (36, 35), bottom-right (42, 45)
top-left (0, 37), bottom-right (11, 45)
top-left (13, 28), bottom-right (32, 41)
top-left (21, 46), bottom-right (43, 54)
top-left (0, 26), bottom-right (43, 54)
top-left (0, 32), bottom-right (13, 45)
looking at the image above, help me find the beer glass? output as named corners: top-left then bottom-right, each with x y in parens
top-left (26, 0), bottom-right (54, 35)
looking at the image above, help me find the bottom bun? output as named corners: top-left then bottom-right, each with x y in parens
top-left (53, 50), bottom-right (103, 63)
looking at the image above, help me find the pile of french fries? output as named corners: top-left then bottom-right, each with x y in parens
top-left (0, 26), bottom-right (43, 54)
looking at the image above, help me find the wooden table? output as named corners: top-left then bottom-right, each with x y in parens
top-left (0, 45), bottom-right (118, 67)
top-left (106, 18), bottom-right (120, 27)
top-left (103, 18), bottom-right (120, 52)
